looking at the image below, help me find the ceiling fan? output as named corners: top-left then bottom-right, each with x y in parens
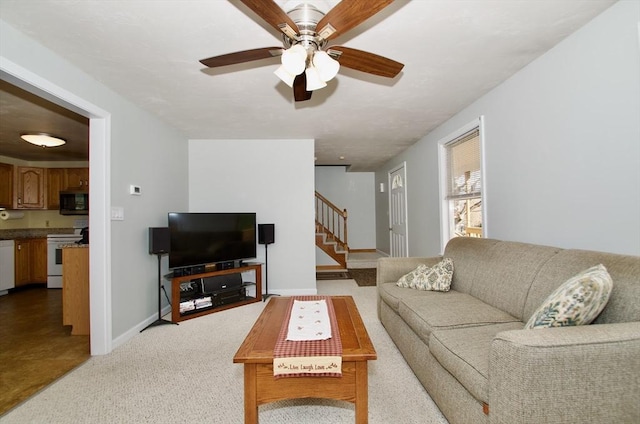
top-left (199, 0), bottom-right (404, 102)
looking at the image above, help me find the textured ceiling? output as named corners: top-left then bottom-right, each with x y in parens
top-left (0, 0), bottom-right (615, 170)
top-left (0, 80), bottom-right (89, 162)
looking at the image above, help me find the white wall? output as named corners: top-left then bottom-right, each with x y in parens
top-left (189, 139), bottom-right (317, 295)
top-left (1, 19), bottom-right (189, 347)
top-left (315, 166), bottom-right (376, 265)
top-left (376, 1), bottom-right (640, 257)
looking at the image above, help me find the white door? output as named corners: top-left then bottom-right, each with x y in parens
top-left (388, 163), bottom-right (408, 257)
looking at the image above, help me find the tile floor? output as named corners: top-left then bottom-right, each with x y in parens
top-left (0, 287), bottom-right (90, 414)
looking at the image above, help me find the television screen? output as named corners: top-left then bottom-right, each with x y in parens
top-left (168, 212), bottom-right (256, 269)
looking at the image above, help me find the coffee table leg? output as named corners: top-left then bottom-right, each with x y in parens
top-left (244, 364), bottom-right (258, 424)
top-left (355, 361), bottom-right (369, 424)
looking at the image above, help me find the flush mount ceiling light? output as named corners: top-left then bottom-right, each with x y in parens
top-left (199, 1), bottom-right (404, 102)
top-left (20, 133), bottom-right (66, 148)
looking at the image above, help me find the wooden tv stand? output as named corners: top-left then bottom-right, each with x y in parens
top-left (170, 263), bottom-right (262, 322)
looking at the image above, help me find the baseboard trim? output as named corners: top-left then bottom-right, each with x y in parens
top-left (269, 288), bottom-right (318, 296)
top-left (348, 248), bottom-right (377, 253)
top-left (112, 305), bottom-right (172, 349)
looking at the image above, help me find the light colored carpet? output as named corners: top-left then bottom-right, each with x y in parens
top-left (1, 280), bottom-right (447, 424)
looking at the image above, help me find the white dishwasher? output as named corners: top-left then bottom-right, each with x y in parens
top-left (0, 239), bottom-right (15, 295)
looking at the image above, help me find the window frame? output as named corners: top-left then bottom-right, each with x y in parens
top-left (437, 116), bottom-right (487, 253)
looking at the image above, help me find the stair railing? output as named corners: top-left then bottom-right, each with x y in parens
top-left (315, 191), bottom-right (348, 252)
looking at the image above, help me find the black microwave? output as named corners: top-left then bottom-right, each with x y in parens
top-left (59, 191), bottom-right (89, 215)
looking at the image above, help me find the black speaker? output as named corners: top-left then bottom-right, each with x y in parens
top-left (258, 224), bottom-right (275, 245)
top-left (149, 227), bottom-right (170, 254)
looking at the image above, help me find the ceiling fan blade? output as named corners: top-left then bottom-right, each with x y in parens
top-left (330, 46), bottom-right (404, 78)
top-left (239, 0), bottom-right (299, 36)
top-left (199, 47), bottom-right (282, 68)
top-left (293, 73), bottom-right (312, 102)
top-left (316, 0), bottom-right (394, 41)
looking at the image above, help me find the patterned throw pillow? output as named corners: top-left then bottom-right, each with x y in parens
top-left (524, 264), bottom-right (613, 329)
top-left (396, 258), bottom-right (454, 292)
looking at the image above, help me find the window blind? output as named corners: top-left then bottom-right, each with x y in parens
top-left (445, 128), bottom-right (481, 200)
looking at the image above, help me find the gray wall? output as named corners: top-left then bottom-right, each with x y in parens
top-left (109, 110), bottom-right (188, 339)
top-left (376, 1), bottom-right (640, 257)
top-left (1, 19), bottom-right (189, 345)
top-left (315, 166), bottom-right (376, 265)
top-left (189, 139), bottom-right (317, 295)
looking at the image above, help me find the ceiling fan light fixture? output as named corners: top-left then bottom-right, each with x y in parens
top-left (20, 133), bottom-right (66, 148)
top-left (305, 66), bottom-right (327, 91)
top-left (199, 1), bottom-right (404, 102)
top-left (281, 44), bottom-right (307, 75)
top-left (274, 65), bottom-right (296, 87)
top-left (313, 50), bottom-right (340, 82)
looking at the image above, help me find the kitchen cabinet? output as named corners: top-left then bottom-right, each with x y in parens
top-left (31, 238), bottom-right (48, 282)
top-left (0, 163), bottom-right (13, 208)
top-left (14, 239), bottom-right (31, 286)
top-left (62, 246), bottom-right (89, 335)
top-left (14, 166), bottom-right (45, 209)
top-left (4, 165), bottom-right (87, 210)
top-left (46, 168), bottom-right (65, 209)
top-left (65, 168), bottom-right (89, 190)
top-left (47, 168), bottom-right (89, 210)
top-left (14, 238), bottom-right (47, 286)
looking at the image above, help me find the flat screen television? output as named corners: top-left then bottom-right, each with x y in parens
top-left (168, 212), bottom-right (256, 269)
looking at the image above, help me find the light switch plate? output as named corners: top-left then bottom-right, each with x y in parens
top-left (111, 207), bottom-right (124, 221)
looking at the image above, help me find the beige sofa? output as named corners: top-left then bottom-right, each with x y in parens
top-left (376, 237), bottom-right (640, 423)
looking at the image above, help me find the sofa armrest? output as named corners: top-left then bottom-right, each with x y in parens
top-left (488, 322), bottom-right (640, 424)
top-left (376, 256), bottom-right (443, 287)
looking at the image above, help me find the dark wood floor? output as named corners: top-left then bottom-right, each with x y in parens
top-left (0, 286), bottom-right (90, 415)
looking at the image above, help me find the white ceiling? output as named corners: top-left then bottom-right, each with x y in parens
top-left (0, 0), bottom-right (615, 170)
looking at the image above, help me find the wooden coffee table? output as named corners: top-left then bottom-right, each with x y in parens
top-left (233, 296), bottom-right (377, 424)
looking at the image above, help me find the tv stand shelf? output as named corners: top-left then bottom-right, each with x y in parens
top-left (170, 263), bottom-right (262, 322)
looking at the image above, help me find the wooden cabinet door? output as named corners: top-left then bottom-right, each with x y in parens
top-left (13, 238), bottom-right (47, 285)
top-left (62, 247), bottom-right (90, 335)
top-left (47, 168), bottom-right (65, 209)
top-left (0, 163), bottom-right (13, 208)
top-left (65, 168), bottom-right (89, 190)
top-left (15, 167), bottom-right (45, 209)
top-left (31, 238), bottom-right (48, 283)
top-left (14, 239), bottom-right (31, 286)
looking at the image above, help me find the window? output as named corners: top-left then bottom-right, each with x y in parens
top-left (439, 119), bottom-right (485, 249)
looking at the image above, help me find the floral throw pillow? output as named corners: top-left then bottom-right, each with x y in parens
top-left (396, 258), bottom-right (454, 292)
top-left (524, 264), bottom-right (613, 329)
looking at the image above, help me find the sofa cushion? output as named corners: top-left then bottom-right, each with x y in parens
top-left (466, 240), bottom-right (560, 321)
top-left (524, 264), bottom-right (613, 329)
top-left (397, 291), bottom-right (520, 344)
top-left (442, 237), bottom-right (501, 294)
top-left (524, 249), bottom-right (640, 325)
top-left (379, 282), bottom-right (428, 312)
top-left (429, 322), bottom-right (524, 403)
top-left (396, 258), bottom-right (454, 291)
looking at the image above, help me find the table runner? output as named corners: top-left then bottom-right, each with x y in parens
top-left (273, 295), bottom-right (343, 378)
top-left (286, 299), bottom-right (332, 341)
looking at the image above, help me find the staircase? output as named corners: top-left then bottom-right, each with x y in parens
top-left (315, 191), bottom-right (348, 268)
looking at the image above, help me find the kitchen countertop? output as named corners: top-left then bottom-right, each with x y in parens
top-left (61, 244), bottom-right (89, 248)
top-left (0, 228), bottom-right (76, 240)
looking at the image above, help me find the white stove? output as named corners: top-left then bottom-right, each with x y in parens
top-left (46, 232), bottom-right (82, 288)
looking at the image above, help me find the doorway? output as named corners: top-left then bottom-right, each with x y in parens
top-left (1, 58), bottom-right (111, 355)
top-left (388, 162), bottom-right (408, 257)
